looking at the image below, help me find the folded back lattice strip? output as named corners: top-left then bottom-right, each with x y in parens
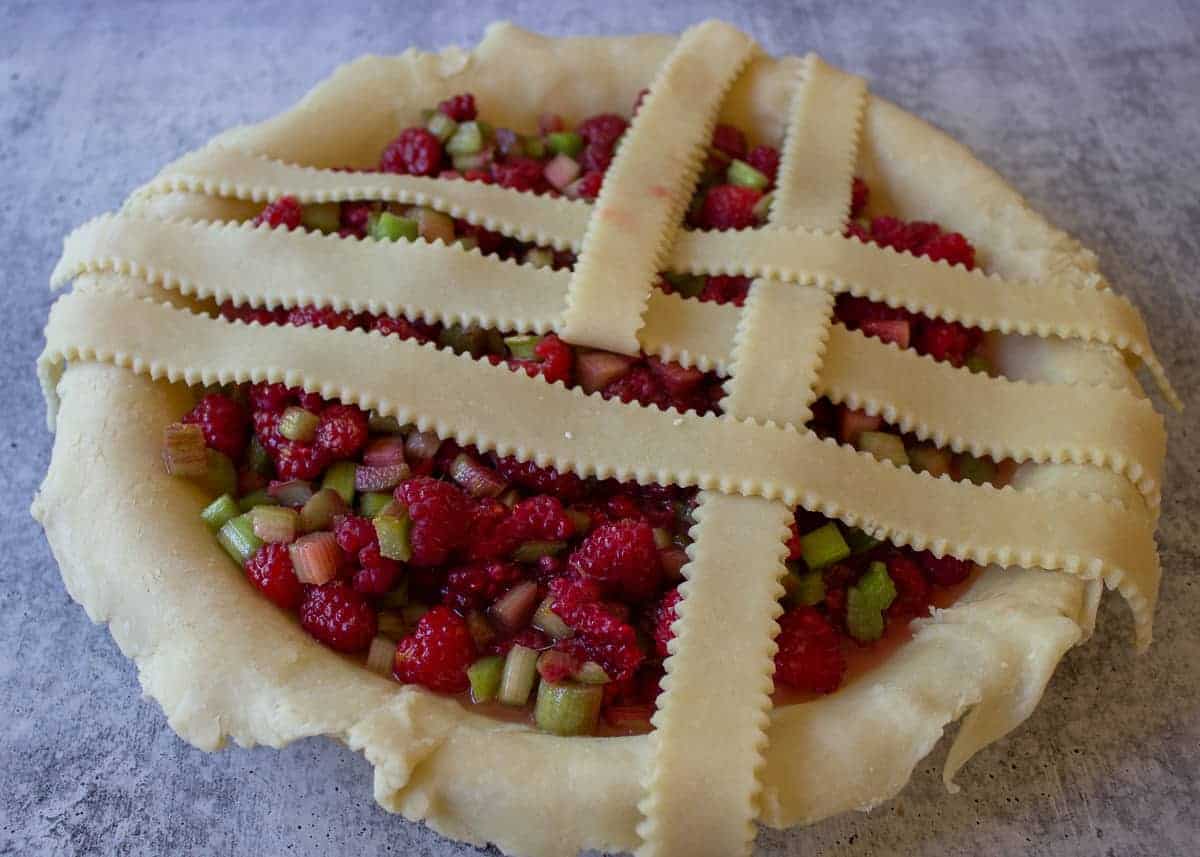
top-left (40, 288), bottom-right (1160, 635)
top-left (139, 147), bottom-right (1179, 411)
top-left (52, 213), bottom-right (1166, 507)
top-left (558, 21), bottom-right (757, 355)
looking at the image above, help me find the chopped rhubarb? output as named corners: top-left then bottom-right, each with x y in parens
top-left (251, 505), bottom-right (299, 544)
top-left (498, 644), bottom-right (539, 706)
top-left (449, 453), bottom-right (508, 498)
top-left (489, 580), bottom-right (540, 632)
top-left (573, 661), bottom-right (610, 685)
top-left (278, 406), bottom-right (319, 442)
top-left (162, 422), bottom-right (207, 477)
top-left (358, 491), bottom-right (393, 518)
top-left (576, 351), bottom-right (636, 394)
top-left (362, 436), bottom-right (408, 467)
top-left (838, 408), bottom-right (883, 446)
top-left (267, 479), bottom-right (315, 508)
top-left (321, 461), bottom-right (357, 504)
top-left (909, 444), bottom-right (952, 478)
top-left (860, 318), bottom-right (911, 349)
top-left (532, 597), bottom-right (574, 640)
top-left (544, 153), bottom-right (581, 190)
top-left (535, 681), bottom-right (602, 736)
top-left (355, 462), bottom-right (410, 492)
top-left (404, 430), bottom-right (441, 461)
top-left (658, 547), bottom-right (689, 581)
top-left (857, 431), bottom-right (909, 468)
top-left (467, 655), bottom-right (504, 703)
top-left (374, 513), bottom-right (413, 562)
top-left (298, 487), bottom-right (348, 533)
top-left (536, 650), bottom-right (578, 683)
top-left (366, 636), bottom-right (397, 676)
top-left (800, 523), bottom-right (850, 571)
top-left (201, 494), bottom-right (240, 532)
top-left (511, 540), bottom-right (567, 563)
top-left (289, 532), bottom-right (342, 585)
top-left (217, 514), bottom-right (262, 564)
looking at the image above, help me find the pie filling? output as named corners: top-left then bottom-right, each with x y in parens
top-left (159, 92), bottom-right (999, 737)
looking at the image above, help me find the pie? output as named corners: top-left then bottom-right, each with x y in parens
top-left (33, 20), bottom-right (1174, 857)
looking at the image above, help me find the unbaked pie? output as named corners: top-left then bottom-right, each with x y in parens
top-left (34, 20), bottom-right (1175, 857)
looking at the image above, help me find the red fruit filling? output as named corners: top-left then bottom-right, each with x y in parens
top-left (174, 93), bottom-right (1001, 736)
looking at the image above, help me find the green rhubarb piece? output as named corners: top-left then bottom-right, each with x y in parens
top-left (201, 494), bottom-right (240, 532)
top-left (374, 513), bottom-right (413, 562)
top-left (445, 121), bottom-right (485, 155)
top-left (857, 431), bottom-right (909, 468)
top-left (358, 491), bottom-right (393, 518)
top-left (468, 656), bottom-right (505, 703)
top-left (217, 513), bottom-right (263, 564)
top-left (784, 567), bottom-right (826, 606)
top-left (504, 334), bottom-right (541, 361)
top-left (846, 560), bottom-right (898, 643)
top-left (369, 211), bottom-right (418, 242)
top-left (966, 354), bottom-right (991, 375)
top-left (727, 158), bottom-right (769, 190)
top-left (196, 450), bottom-right (237, 497)
top-left (800, 523), bottom-right (851, 571)
top-left (511, 540), bottom-right (567, 563)
top-left (425, 111), bottom-right (458, 142)
top-left (321, 461), bottom-right (357, 504)
top-left (300, 202), bottom-right (341, 234)
top-left (299, 487), bottom-right (346, 533)
top-left (545, 131), bottom-right (583, 157)
top-left (521, 134), bottom-right (546, 159)
top-left (498, 644), bottom-right (539, 706)
top-left (844, 527), bottom-right (882, 555)
top-left (246, 437), bottom-right (272, 475)
top-left (251, 505), bottom-right (299, 543)
top-left (237, 489), bottom-right (278, 512)
top-left (377, 610), bottom-right (407, 639)
top-left (535, 681), bottom-right (603, 736)
top-left (451, 152), bottom-right (489, 172)
top-left (662, 271), bottom-right (706, 299)
top-left (574, 661), bottom-right (610, 685)
top-left (279, 406), bottom-right (319, 442)
top-left (532, 598), bottom-right (574, 640)
top-left (438, 323), bottom-right (489, 357)
top-left (752, 191), bottom-right (775, 222)
top-left (957, 454), bottom-right (996, 486)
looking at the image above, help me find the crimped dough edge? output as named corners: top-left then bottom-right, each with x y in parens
top-left (34, 20), bottom-right (1156, 857)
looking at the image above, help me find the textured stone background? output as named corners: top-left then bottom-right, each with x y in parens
top-left (2, 1), bottom-right (1198, 855)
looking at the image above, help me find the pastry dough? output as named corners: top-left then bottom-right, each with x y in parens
top-left (33, 20), bottom-right (1172, 857)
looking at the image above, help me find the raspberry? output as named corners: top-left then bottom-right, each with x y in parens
top-left (919, 231), bottom-right (976, 269)
top-left (580, 141), bottom-right (615, 174)
top-left (577, 114), bottom-right (627, 148)
top-left (834, 294), bottom-right (910, 328)
top-left (491, 157), bottom-right (545, 193)
top-left (340, 201), bottom-right (374, 232)
top-left (286, 305), bottom-right (362, 331)
top-left (463, 499), bottom-right (512, 561)
top-left (489, 626), bottom-right (552, 656)
top-left (575, 170), bottom-right (604, 199)
top-left (394, 606), bottom-right (476, 692)
top-left (442, 561), bottom-right (526, 613)
top-left (773, 606), bottom-right (846, 694)
top-left (249, 381), bottom-right (295, 414)
top-left (745, 145), bottom-right (780, 185)
top-left (380, 127), bottom-right (443, 176)
top-left (510, 333), bottom-right (573, 385)
top-left (548, 578), bottom-right (644, 681)
top-left (182, 392), bottom-right (248, 459)
top-left (917, 551), bottom-right (974, 586)
top-left (334, 515), bottom-right (378, 556)
top-left (395, 477), bottom-right (472, 566)
top-left (455, 221), bottom-right (506, 256)
top-left (494, 456), bottom-right (586, 502)
top-left (646, 357), bottom-right (705, 401)
top-left (914, 319), bottom-right (976, 367)
top-left (244, 544), bottom-right (305, 610)
top-left (504, 495), bottom-right (575, 542)
top-left (253, 196), bottom-right (302, 230)
top-left (785, 523), bottom-right (803, 562)
top-left (651, 587), bottom-right (683, 658)
top-left (352, 543), bottom-right (402, 595)
top-left (315, 403), bottom-right (368, 460)
top-left (369, 313), bottom-right (438, 343)
top-left (219, 300), bottom-right (287, 327)
top-left (697, 185), bottom-right (762, 231)
top-left (437, 93), bottom-right (477, 121)
top-left (568, 519), bottom-right (662, 602)
top-left (711, 123), bottom-right (747, 159)
top-left (272, 439), bottom-right (330, 481)
top-left (299, 583), bottom-right (378, 653)
top-left (538, 649), bottom-right (580, 683)
top-left (869, 217), bottom-right (940, 254)
top-left (602, 366), bottom-right (669, 410)
top-left (886, 553), bottom-right (932, 618)
top-left (844, 221), bottom-right (870, 243)
top-left (699, 274), bottom-right (752, 307)
top-left (850, 177), bottom-right (869, 219)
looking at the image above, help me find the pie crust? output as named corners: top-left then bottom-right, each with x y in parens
top-left (32, 21), bottom-right (1171, 857)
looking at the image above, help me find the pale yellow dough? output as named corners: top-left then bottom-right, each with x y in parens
top-left (33, 19), bottom-right (1171, 857)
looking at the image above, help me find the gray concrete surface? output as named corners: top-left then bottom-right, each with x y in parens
top-left (2, 1), bottom-right (1198, 854)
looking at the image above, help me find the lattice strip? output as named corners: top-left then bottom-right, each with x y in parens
top-left (770, 55), bottom-right (867, 231)
top-left (40, 292), bottom-right (1160, 645)
top-left (636, 494), bottom-right (792, 856)
top-left (52, 214), bottom-right (1165, 505)
top-left (558, 21), bottom-right (756, 354)
top-left (137, 146), bottom-right (1181, 408)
